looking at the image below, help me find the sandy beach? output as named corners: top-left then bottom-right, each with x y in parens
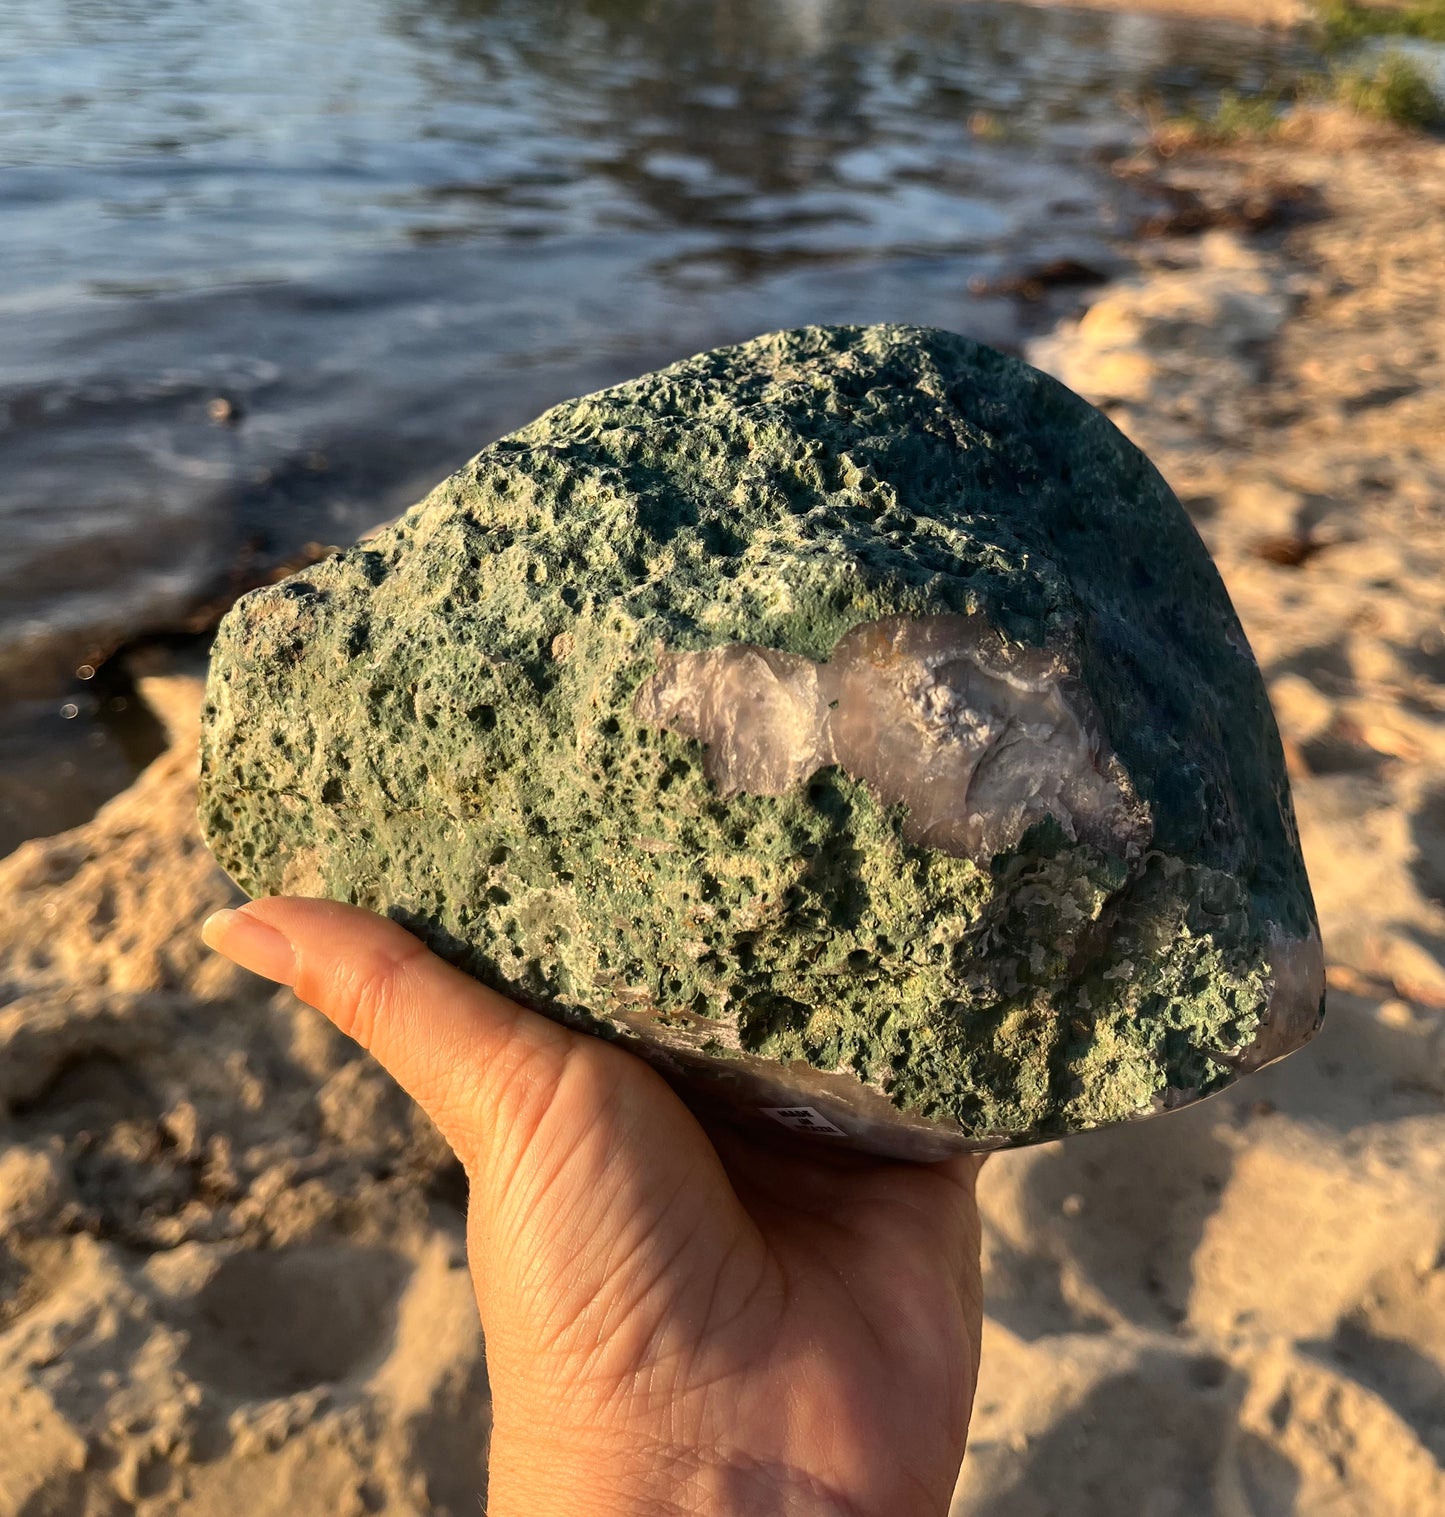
top-left (967, 100), bottom-right (1445, 1515)
top-left (2, 8), bottom-right (1444, 1512)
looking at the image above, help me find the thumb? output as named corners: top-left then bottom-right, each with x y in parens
top-left (200, 896), bottom-right (579, 1173)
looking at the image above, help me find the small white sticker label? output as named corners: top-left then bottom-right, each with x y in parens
top-left (761, 1106), bottom-right (848, 1137)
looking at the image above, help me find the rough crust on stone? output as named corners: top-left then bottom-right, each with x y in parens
top-left (199, 324), bottom-right (1322, 1151)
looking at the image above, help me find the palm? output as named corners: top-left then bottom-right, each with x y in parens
top-left (470, 1033), bottom-right (983, 1517)
top-left (205, 898), bottom-right (984, 1516)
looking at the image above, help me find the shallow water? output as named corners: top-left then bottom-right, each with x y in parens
top-left (0, 0), bottom-right (1310, 852)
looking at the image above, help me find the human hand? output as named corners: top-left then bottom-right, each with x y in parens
top-left (202, 898), bottom-right (984, 1517)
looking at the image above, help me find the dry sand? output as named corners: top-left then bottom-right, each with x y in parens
top-left (2, 97), bottom-right (1444, 1517)
top-left (968, 107), bottom-right (1445, 1516)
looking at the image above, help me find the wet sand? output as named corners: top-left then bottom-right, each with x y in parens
top-left (2, 51), bottom-right (1444, 1517)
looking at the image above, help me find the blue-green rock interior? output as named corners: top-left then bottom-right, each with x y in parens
top-left (198, 324), bottom-right (1322, 1150)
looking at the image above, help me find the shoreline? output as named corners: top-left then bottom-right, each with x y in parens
top-left (1018, 0), bottom-right (1309, 24)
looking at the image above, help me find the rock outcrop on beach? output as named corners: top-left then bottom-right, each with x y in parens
top-left (1, 105), bottom-right (1443, 1517)
top-left (199, 326), bottom-right (1319, 1155)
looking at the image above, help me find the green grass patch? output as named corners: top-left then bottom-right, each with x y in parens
top-left (1151, 49), bottom-right (1442, 148)
top-left (1153, 89), bottom-right (1289, 146)
top-left (1201, 91), bottom-right (1292, 140)
top-left (1315, 0), bottom-right (1445, 46)
top-left (1323, 49), bottom-right (1444, 125)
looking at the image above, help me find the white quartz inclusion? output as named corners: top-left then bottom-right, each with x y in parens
top-left (634, 614), bottom-right (1149, 863)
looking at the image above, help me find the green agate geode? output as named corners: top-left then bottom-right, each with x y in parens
top-left (199, 325), bottom-right (1323, 1159)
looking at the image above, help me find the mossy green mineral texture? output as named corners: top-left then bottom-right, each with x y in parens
top-left (199, 325), bottom-right (1323, 1158)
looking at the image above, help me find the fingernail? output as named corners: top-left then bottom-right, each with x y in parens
top-left (201, 907), bottom-right (296, 986)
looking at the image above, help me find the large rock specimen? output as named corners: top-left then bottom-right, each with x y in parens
top-left (199, 325), bottom-right (1323, 1158)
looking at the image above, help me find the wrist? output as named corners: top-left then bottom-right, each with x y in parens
top-left (485, 1424), bottom-right (876, 1517)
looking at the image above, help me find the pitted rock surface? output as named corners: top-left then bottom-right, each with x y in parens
top-left (199, 324), bottom-right (1321, 1154)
